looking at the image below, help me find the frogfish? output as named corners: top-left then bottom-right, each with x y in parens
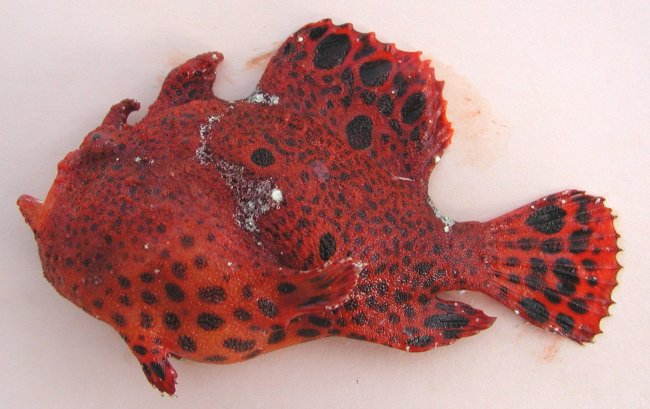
top-left (17, 20), bottom-right (620, 394)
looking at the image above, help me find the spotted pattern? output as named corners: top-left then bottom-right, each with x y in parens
top-left (486, 190), bottom-right (618, 342)
top-left (20, 19), bottom-right (619, 396)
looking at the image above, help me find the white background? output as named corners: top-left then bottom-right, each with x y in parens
top-left (1, 1), bottom-right (648, 408)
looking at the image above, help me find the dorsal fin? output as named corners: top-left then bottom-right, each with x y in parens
top-left (257, 19), bottom-right (452, 187)
top-left (148, 52), bottom-right (224, 115)
top-left (101, 99), bottom-right (140, 128)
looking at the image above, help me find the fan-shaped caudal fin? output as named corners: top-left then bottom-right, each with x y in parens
top-left (482, 190), bottom-right (620, 343)
top-left (148, 52), bottom-right (224, 114)
top-left (256, 19), bottom-right (452, 187)
top-left (101, 99), bottom-right (140, 128)
top-left (17, 195), bottom-right (43, 233)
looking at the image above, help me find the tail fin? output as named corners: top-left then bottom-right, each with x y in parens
top-left (482, 190), bottom-right (620, 343)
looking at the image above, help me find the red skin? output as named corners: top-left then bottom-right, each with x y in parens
top-left (18, 20), bottom-right (620, 395)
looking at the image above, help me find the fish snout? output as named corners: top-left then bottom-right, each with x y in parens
top-left (17, 194), bottom-right (44, 233)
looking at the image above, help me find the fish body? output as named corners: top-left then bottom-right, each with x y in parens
top-left (18, 20), bottom-right (620, 395)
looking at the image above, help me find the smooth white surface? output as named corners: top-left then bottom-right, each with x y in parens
top-left (1, 1), bottom-right (648, 408)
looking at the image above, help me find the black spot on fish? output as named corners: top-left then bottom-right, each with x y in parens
top-left (361, 90), bottom-right (376, 104)
top-left (164, 312), bottom-right (181, 330)
top-left (318, 232), bottom-right (337, 261)
top-left (178, 335), bottom-right (197, 352)
top-left (531, 258), bottom-right (547, 274)
top-left (424, 313), bottom-right (469, 329)
top-left (234, 309), bottom-right (252, 321)
top-left (309, 25), bottom-right (327, 40)
top-left (180, 235), bottom-right (195, 248)
top-left (118, 276), bottom-right (131, 289)
top-left (194, 255), bottom-right (208, 269)
top-left (352, 312), bottom-right (368, 326)
top-left (141, 290), bottom-right (157, 305)
top-left (377, 94), bottom-right (394, 116)
top-left (414, 262), bottom-right (433, 276)
top-left (140, 272), bottom-right (155, 283)
top-left (314, 34), bottom-right (351, 69)
top-left (393, 73), bottom-right (407, 97)
top-left (568, 298), bottom-right (588, 314)
top-left (553, 258), bottom-right (579, 284)
top-left (407, 335), bottom-right (434, 348)
top-left (267, 329), bottom-right (285, 344)
top-left (171, 262), bottom-right (187, 279)
top-left (359, 59), bottom-right (391, 87)
top-left (518, 238), bottom-right (534, 251)
top-left (345, 115), bottom-right (372, 150)
top-left (401, 92), bottom-right (426, 124)
top-left (251, 148), bottom-right (275, 167)
top-left (556, 280), bottom-right (576, 296)
top-left (150, 362), bottom-right (165, 381)
top-left (223, 338), bottom-right (255, 352)
top-left (258, 299), bottom-right (278, 318)
top-left (308, 315), bottom-right (332, 328)
top-left (198, 286), bottom-right (226, 303)
top-left (133, 345), bottom-right (147, 355)
top-left (164, 283), bottom-right (185, 302)
top-left (297, 328), bottom-right (320, 337)
top-left (525, 274), bottom-right (544, 291)
top-left (277, 282), bottom-right (297, 294)
top-left (541, 238), bottom-right (562, 254)
top-left (574, 196), bottom-right (591, 225)
top-left (543, 287), bottom-right (561, 304)
top-left (394, 290), bottom-right (411, 304)
top-left (519, 297), bottom-right (549, 323)
top-left (569, 229), bottom-right (592, 254)
top-left (197, 312), bottom-right (224, 331)
top-left (526, 205), bottom-right (566, 234)
top-left (112, 312), bottom-right (126, 327)
top-left (556, 313), bottom-right (575, 333)
top-left (140, 312), bottom-right (153, 329)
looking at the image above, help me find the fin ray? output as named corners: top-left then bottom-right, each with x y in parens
top-left (333, 296), bottom-right (495, 352)
top-left (278, 258), bottom-right (362, 321)
top-left (482, 190), bottom-right (620, 343)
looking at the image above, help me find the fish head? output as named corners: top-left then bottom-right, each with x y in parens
top-left (17, 123), bottom-right (136, 307)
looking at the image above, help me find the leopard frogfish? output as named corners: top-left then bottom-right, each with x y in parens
top-left (17, 19), bottom-right (620, 394)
